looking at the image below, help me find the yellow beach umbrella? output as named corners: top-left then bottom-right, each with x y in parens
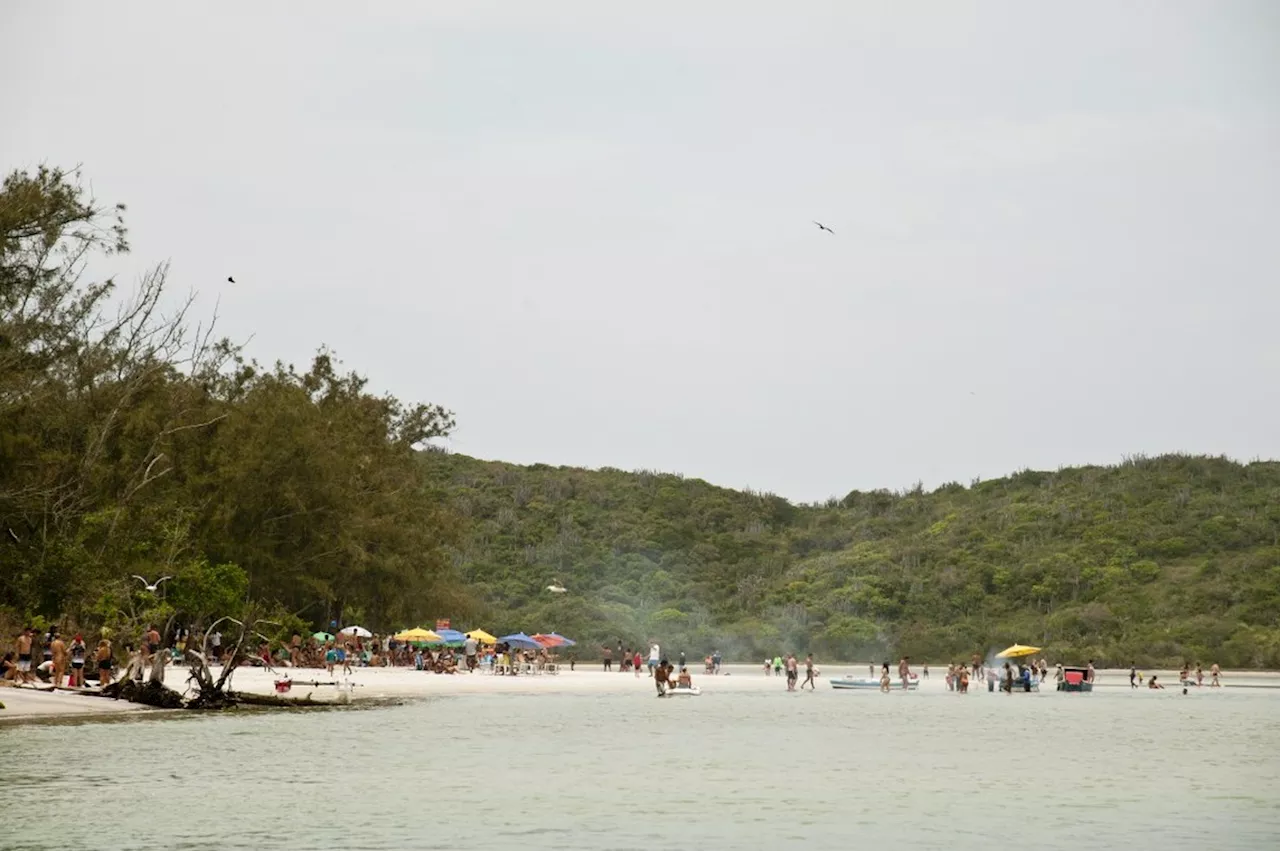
top-left (996, 643), bottom-right (1042, 659)
top-left (465, 629), bottom-right (498, 644)
top-left (395, 627), bottom-right (442, 643)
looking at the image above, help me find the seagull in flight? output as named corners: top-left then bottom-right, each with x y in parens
top-left (545, 582), bottom-right (568, 594)
top-left (813, 221), bottom-right (835, 234)
top-left (226, 276), bottom-right (236, 284)
top-left (132, 575), bottom-right (172, 593)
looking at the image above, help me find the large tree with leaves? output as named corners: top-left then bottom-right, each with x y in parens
top-left (1, 166), bottom-right (466, 636)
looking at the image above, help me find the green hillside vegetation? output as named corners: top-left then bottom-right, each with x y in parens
top-left (427, 452), bottom-right (1280, 668)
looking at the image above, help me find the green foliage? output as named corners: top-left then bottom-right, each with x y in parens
top-left (429, 452), bottom-right (1280, 667)
top-left (0, 166), bottom-right (463, 636)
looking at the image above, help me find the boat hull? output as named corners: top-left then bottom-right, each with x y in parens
top-left (829, 677), bottom-right (919, 691)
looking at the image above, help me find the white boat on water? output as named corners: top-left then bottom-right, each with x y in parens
top-left (830, 675), bottom-right (919, 691)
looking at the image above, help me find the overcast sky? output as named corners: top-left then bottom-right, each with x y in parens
top-left (3, 2), bottom-right (1278, 501)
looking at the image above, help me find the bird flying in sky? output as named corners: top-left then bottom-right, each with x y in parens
top-left (813, 221), bottom-right (835, 234)
top-left (226, 276), bottom-right (235, 283)
top-left (132, 575), bottom-right (172, 593)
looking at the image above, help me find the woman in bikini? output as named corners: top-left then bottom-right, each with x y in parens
top-left (96, 639), bottom-right (113, 687)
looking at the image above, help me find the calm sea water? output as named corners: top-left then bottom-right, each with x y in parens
top-left (3, 677), bottom-right (1279, 850)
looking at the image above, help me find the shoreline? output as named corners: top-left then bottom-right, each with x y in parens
top-left (3, 665), bottom-right (1276, 726)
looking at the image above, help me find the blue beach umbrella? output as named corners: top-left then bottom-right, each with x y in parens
top-left (433, 628), bottom-right (467, 646)
top-left (499, 632), bottom-right (542, 650)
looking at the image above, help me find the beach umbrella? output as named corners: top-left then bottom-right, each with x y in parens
top-left (394, 627), bottom-right (442, 643)
top-left (533, 633), bottom-right (576, 648)
top-left (339, 625), bottom-right (372, 638)
top-left (432, 628), bottom-right (467, 646)
top-left (499, 632), bottom-right (542, 650)
top-left (312, 631), bottom-right (334, 642)
top-left (995, 644), bottom-right (1042, 659)
top-left (465, 629), bottom-right (498, 644)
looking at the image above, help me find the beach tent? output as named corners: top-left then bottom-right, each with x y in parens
top-left (432, 628), bottom-right (467, 646)
top-left (394, 627), bottom-right (442, 644)
top-left (995, 644), bottom-right (1041, 659)
top-left (465, 629), bottom-right (498, 644)
top-left (499, 632), bottom-right (542, 650)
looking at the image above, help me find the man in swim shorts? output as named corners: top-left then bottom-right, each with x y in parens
top-left (15, 627), bottom-right (34, 684)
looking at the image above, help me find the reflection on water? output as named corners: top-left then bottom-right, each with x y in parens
top-left (2, 684), bottom-right (1279, 850)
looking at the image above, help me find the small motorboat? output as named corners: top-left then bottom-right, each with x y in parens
top-left (830, 675), bottom-right (919, 691)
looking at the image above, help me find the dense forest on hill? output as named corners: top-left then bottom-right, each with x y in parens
top-left (5, 165), bottom-right (1279, 669)
top-left (427, 452), bottom-right (1280, 668)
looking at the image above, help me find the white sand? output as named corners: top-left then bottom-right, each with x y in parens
top-left (3, 665), bottom-right (1272, 723)
top-left (0, 687), bottom-right (154, 722)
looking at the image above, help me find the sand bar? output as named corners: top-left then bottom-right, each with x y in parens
top-left (3, 665), bottom-right (1274, 725)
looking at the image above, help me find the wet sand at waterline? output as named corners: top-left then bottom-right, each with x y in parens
top-left (3, 664), bottom-right (1279, 851)
top-left (2, 665), bottom-right (1277, 723)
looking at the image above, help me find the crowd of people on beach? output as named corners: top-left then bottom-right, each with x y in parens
top-left (1, 624), bottom-right (575, 689)
top-left (4, 623), bottom-right (1235, 698)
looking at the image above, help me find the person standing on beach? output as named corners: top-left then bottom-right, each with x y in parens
top-left (144, 624), bottom-right (161, 673)
top-left (713, 649), bottom-right (722, 674)
top-left (898, 657), bottom-right (911, 690)
top-left (784, 653), bottom-right (798, 691)
top-left (69, 634), bottom-right (86, 687)
top-left (15, 627), bottom-right (34, 684)
top-left (209, 629), bottom-right (222, 663)
top-left (51, 631), bottom-right (67, 687)
top-left (1210, 663), bottom-right (1221, 687)
top-left (95, 638), bottom-right (113, 687)
top-left (41, 628), bottom-right (54, 671)
top-left (801, 654), bottom-right (817, 690)
top-left (1129, 662), bottom-right (1138, 688)
top-left (633, 649), bottom-right (643, 677)
top-left (648, 642), bottom-right (660, 676)
top-left (601, 644), bottom-right (612, 672)
top-left (463, 635), bottom-right (479, 672)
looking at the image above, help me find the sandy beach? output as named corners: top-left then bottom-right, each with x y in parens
top-left (4, 664), bottom-right (1276, 724)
